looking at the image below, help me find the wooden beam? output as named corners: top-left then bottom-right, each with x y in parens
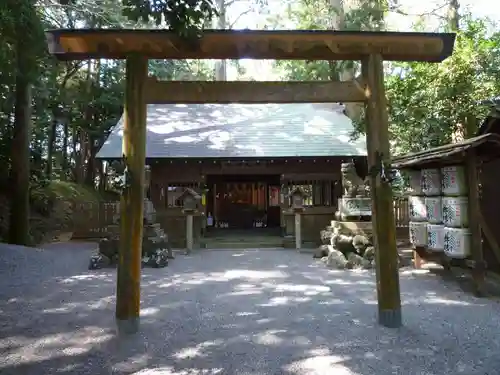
top-left (115, 54), bottom-right (148, 334)
top-left (362, 53), bottom-right (402, 328)
top-left (145, 79), bottom-right (367, 104)
top-left (478, 211), bottom-right (500, 265)
top-left (281, 172), bottom-right (340, 181)
top-left (466, 150), bottom-right (485, 295)
top-left (465, 116), bottom-right (485, 296)
top-left (45, 29), bottom-right (455, 62)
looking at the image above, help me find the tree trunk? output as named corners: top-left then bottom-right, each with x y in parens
top-left (447, 0), bottom-right (460, 31)
top-left (215, 0), bottom-right (227, 81)
top-left (46, 114), bottom-right (57, 179)
top-left (85, 59), bottom-right (102, 188)
top-left (62, 119), bottom-right (69, 180)
top-left (76, 130), bottom-right (87, 183)
top-left (72, 126), bottom-right (80, 181)
top-left (98, 161), bottom-right (106, 192)
top-left (329, 0), bottom-right (380, 122)
top-left (85, 134), bottom-right (96, 187)
top-left (328, 0), bottom-right (361, 120)
top-left (9, 42), bottom-right (32, 246)
top-left (79, 59), bottom-right (93, 183)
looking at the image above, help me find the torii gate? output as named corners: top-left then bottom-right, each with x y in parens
top-left (45, 29), bottom-right (455, 334)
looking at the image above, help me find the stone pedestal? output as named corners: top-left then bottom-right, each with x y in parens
top-left (88, 199), bottom-right (173, 270)
top-left (186, 214), bottom-right (194, 252)
top-left (338, 197), bottom-right (372, 221)
top-left (330, 220), bottom-right (373, 237)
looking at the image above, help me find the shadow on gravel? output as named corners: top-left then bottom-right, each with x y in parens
top-left (1, 245), bottom-right (500, 374)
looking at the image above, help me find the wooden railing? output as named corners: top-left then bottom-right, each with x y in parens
top-left (71, 201), bottom-right (119, 239)
top-left (393, 197), bottom-right (409, 228)
top-left (70, 197), bottom-right (410, 240)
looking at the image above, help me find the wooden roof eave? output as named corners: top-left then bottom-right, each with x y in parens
top-left (391, 133), bottom-right (500, 170)
top-left (45, 29), bottom-right (456, 62)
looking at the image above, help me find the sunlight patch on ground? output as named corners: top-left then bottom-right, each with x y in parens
top-left (258, 295), bottom-right (313, 307)
top-left (173, 339), bottom-right (225, 360)
top-left (253, 329), bottom-right (287, 345)
top-left (222, 269), bottom-right (289, 280)
top-left (114, 353), bottom-right (152, 373)
top-left (400, 268), bottom-right (431, 276)
top-left (255, 318), bottom-right (274, 324)
top-left (258, 296), bottom-right (291, 307)
top-left (159, 269), bottom-right (290, 288)
top-left (318, 298), bottom-right (346, 305)
top-left (273, 283), bottom-right (331, 293)
top-left (154, 301), bottom-right (193, 310)
top-left (42, 295), bottom-right (115, 314)
top-left (419, 296), bottom-right (477, 306)
top-left (58, 273), bottom-right (112, 284)
top-left (133, 367), bottom-right (224, 375)
top-left (140, 307), bottom-right (160, 316)
top-left (324, 278), bottom-right (375, 287)
top-left (284, 354), bottom-right (356, 375)
top-left (0, 326), bottom-right (113, 369)
top-left (235, 311), bottom-right (259, 317)
top-left (222, 289), bottom-right (263, 297)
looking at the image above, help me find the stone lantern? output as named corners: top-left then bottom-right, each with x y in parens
top-left (179, 188), bottom-right (201, 254)
top-left (143, 165), bottom-right (155, 223)
top-left (144, 165), bottom-right (151, 193)
top-left (288, 187), bottom-right (308, 250)
top-left (179, 188), bottom-right (201, 213)
top-left (289, 187), bottom-right (307, 212)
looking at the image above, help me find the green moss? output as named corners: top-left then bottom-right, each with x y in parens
top-left (43, 181), bottom-right (102, 203)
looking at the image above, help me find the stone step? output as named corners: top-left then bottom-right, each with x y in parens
top-left (204, 238), bottom-right (283, 245)
top-left (203, 241), bottom-right (284, 249)
top-left (282, 236), bottom-right (317, 249)
top-left (206, 237), bottom-right (282, 243)
top-left (203, 235), bottom-right (284, 249)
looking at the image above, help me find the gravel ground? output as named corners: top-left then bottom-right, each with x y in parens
top-left (1, 243), bottom-right (500, 375)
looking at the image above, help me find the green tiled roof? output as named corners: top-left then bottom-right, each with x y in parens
top-left (96, 103), bottom-right (367, 159)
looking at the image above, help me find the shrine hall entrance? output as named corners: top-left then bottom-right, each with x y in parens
top-left (205, 174), bottom-right (282, 231)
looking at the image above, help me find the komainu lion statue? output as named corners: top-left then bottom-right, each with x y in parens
top-left (340, 161), bottom-right (370, 198)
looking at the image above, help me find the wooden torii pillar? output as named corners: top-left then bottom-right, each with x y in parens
top-left (115, 55), bottom-right (148, 334)
top-left (45, 29), bottom-right (456, 333)
top-left (362, 54), bottom-right (401, 327)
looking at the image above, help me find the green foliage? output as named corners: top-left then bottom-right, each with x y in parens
top-left (273, 0), bottom-right (388, 82)
top-left (0, 0), bottom-right (215, 186)
top-left (343, 0), bottom-right (389, 31)
top-left (45, 180), bottom-right (103, 202)
top-left (1, 1), bottom-right (46, 76)
top-left (0, 0), bottom-right (218, 244)
top-left (274, 1), bottom-right (500, 157)
top-left (381, 16), bottom-right (500, 154)
top-left (122, 0), bottom-right (218, 38)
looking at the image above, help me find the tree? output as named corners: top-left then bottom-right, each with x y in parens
top-left (0, 0), bottom-right (221, 244)
top-left (211, 0), bottom-right (268, 80)
top-left (272, 0), bottom-right (389, 120)
top-left (122, 0), bottom-right (218, 38)
top-left (383, 16), bottom-right (500, 155)
top-left (1, 0), bottom-right (46, 246)
top-left (274, 1), bottom-right (500, 158)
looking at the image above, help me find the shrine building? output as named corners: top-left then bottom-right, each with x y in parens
top-left (96, 101), bottom-right (368, 247)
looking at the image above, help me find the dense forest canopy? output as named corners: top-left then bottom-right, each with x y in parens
top-left (0, 0), bottom-right (499, 245)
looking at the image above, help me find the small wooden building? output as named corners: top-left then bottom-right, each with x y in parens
top-left (97, 102), bottom-right (367, 247)
top-left (391, 114), bottom-right (500, 283)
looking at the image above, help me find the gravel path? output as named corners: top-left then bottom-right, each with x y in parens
top-left (1, 243), bottom-right (500, 375)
